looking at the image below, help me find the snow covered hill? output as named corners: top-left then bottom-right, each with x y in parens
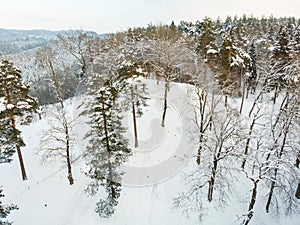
top-left (1, 79), bottom-right (300, 225)
top-left (0, 29), bottom-right (58, 56)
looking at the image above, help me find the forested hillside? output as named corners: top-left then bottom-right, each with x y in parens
top-left (0, 29), bottom-right (59, 55)
top-left (1, 15), bottom-right (300, 225)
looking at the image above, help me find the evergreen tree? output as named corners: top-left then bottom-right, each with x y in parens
top-left (246, 42), bottom-right (257, 97)
top-left (195, 17), bottom-right (217, 60)
top-left (0, 60), bottom-right (38, 180)
top-left (217, 36), bottom-right (239, 102)
top-left (0, 115), bottom-right (16, 164)
top-left (0, 188), bottom-right (17, 225)
top-left (81, 75), bottom-right (131, 218)
top-left (268, 26), bottom-right (293, 103)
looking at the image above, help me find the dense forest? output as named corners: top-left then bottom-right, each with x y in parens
top-left (1, 15), bottom-right (300, 225)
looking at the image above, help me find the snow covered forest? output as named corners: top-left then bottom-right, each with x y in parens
top-left (1, 15), bottom-right (300, 225)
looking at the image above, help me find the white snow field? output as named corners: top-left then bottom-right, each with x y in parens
top-left (1, 79), bottom-right (300, 225)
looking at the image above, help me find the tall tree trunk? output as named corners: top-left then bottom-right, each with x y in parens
top-left (265, 177), bottom-right (275, 213)
top-left (65, 120), bottom-right (74, 185)
top-left (248, 91), bottom-right (263, 117)
top-left (131, 84), bottom-right (138, 147)
top-left (196, 89), bottom-right (207, 165)
top-left (209, 89), bottom-right (215, 131)
top-left (240, 76), bottom-right (246, 114)
top-left (273, 85), bottom-right (278, 105)
top-left (295, 150), bottom-right (300, 168)
top-left (208, 144), bottom-right (222, 202)
top-left (244, 180), bottom-right (259, 225)
top-left (101, 95), bottom-right (117, 199)
top-left (161, 80), bottom-right (168, 127)
top-left (241, 118), bottom-right (256, 169)
top-left (51, 56), bottom-right (73, 185)
top-left (11, 114), bottom-right (27, 180)
top-left (16, 145), bottom-right (27, 180)
top-left (109, 167), bottom-right (117, 199)
top-left (207, 156), bottom-right (218, 202)
top-left (266, 125), bottom-right (289, 213)
top-left (48, 58), bottom-right (64, 108)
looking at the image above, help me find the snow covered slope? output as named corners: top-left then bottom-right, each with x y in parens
top-left (1, 79), bottom-right (300, 225)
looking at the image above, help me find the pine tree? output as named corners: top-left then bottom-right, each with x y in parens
top-left (0, 60), bottom-right (38, 180)
top-left (0, 188), bottom-right (18, 225)
top-left (81, 75), bottom-right (131, 218)
top-left (217, 36), bottom-right (239, 103)
top-left (246, 42), bottom-right (257, 97)
top-left (268, 26), bottom-right (293, 103)
top-left (195, 17), bottom-right (217, 60)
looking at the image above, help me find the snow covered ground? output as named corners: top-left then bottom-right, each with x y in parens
top-left (1, 79), bottom-right (300, 225)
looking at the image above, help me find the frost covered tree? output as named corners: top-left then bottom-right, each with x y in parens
top-left (217, 36), bottom-right (247, 103)
top-left (238, 96), bottom-right (271, 224)
top-left (240, 84), bottom-right (300, 222)
top-left (195, 17), bottom-right (217, 60)
top-left (192, 83), bottom-right (210, 165)
top-left (39, 105), bottom-right (75, 185)
top-left (0, 188), bottom-right (17, 225)
top-left (112, 34), bottom-right (150, 148)
top-left (119, 63), bottom-right (149, 147)
top-left (205, 107), bottom-right (244, 202)
top-left (0, 60), bottom-right (38, 180)
top-left (241, 136), bottom-right (267, 225)
top-left (29, 63), bottom-right (78, 106)
top-left (144, 25), bottom-right (194, 127)
top-left (266, 25), bottom-right (293, 104)
top-left (263, 90), bottom-right (300, 214)
top-left (246, 42), bottom-right (258, 98)
top-left (36, 46), bottom-right (75, 185)
top-left (174, 105), bottom-right (245, 218)
top-left (80, 72), bottom-right (131, 217)
top-left (188, 60), bottom-right (219, 165)
top-left (57, 30), bottom-right (98, 78)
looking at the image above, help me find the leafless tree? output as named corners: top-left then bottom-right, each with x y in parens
top-left (174, 105), bottom-right (245, 219)
top-left (39, 105), bottom-right (75, 185)
top-left (36, 46), bottom-right (75, 185)
top-left (264, 90), bottom-right (300, 214)
top-left (144, 25), bottom-right (195, 127)
top-left (57, 30), bottom-right (98, 78)
top-left (188, 62), bottom-right (220, 165)
top-left (242, 137), bottom-right (267, 225)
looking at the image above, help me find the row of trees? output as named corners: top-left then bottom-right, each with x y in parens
top-left (174, 81), bottom-right (300, 224)
top-left (174, 16), bottom-right (300, 224)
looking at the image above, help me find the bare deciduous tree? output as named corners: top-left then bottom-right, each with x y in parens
top-left (36, 46), bottom-right (75, 185)
top-left (144, 25), bottom-right (195, 127)
top-left (57, 30), bottom-right (98, 78)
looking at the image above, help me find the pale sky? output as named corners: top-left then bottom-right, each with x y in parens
top-left (1, 0), bottom-right (299, 33)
